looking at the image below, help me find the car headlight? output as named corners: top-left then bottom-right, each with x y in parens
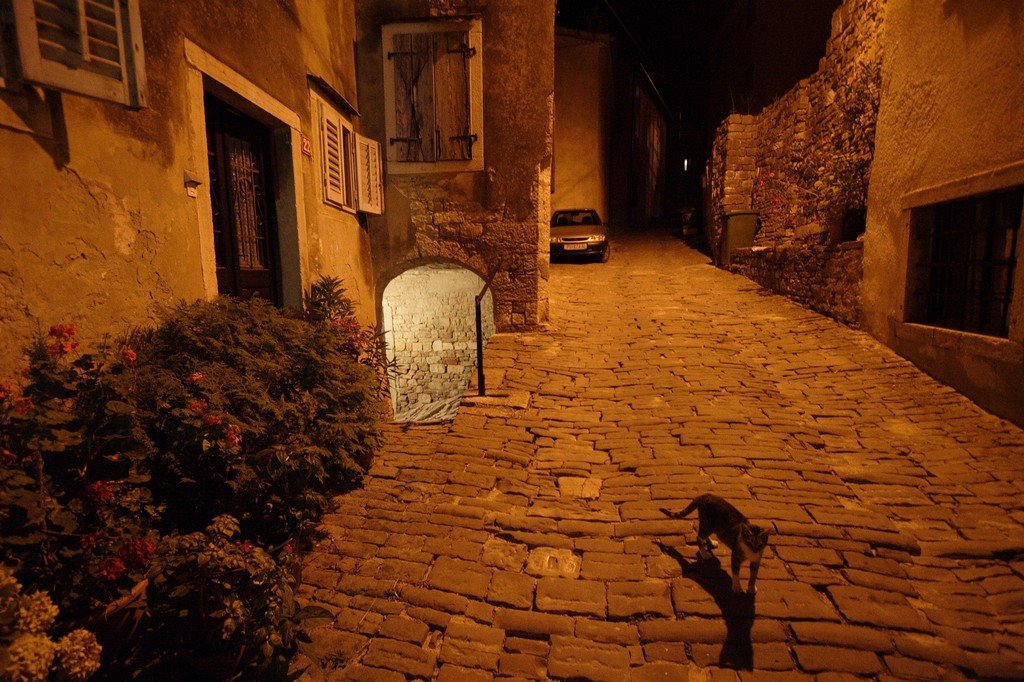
top-left (590, 234), bottom-right (606, 242)
top-left (550, 236), bottom-right (562, 244)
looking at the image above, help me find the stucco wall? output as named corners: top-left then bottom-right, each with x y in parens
top-left (862, 1), bottom-right (1024, 425)
top-left (553, 30), bottom-right (612, 221)
top-left (357, 0), bottom-right (555, 331)
top-left (0, 0), bottom-right (375, 373)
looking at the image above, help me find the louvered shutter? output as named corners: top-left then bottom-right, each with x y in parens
top-left (319, 100), bottom-right (346, 207)
top-left (355, 133), bottom-right (383, 215)
top-left (391, 32), bottom-right (434, 162)
top-left (433, 31), bottom-right (473, 161)
top-left (11, 0), bottom-right (147, 107)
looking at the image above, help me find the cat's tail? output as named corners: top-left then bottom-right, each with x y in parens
top-left (660, 498), bottom-right (700, 519)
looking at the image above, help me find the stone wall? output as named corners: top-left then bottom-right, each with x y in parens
top-left (382, 264), bottom-right (495, 421)
top-left (731, 242), bottom-right (863, 326)
top-left (703, 114), bottom-right (756, 262)
top-left (357, 0), bottom-right (555, 331)
top-left (705, 0), bottom-right (884, 326)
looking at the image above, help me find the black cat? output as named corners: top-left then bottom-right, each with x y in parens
top-left (661, 494), bottom-right (771, 594)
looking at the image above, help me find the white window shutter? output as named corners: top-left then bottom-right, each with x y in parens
top-left (11, 0), bottom-right (147, 107)
top-left (356, 133), bottom-right (384, 215)
top-left (319, 101), bottom-right (346, 207)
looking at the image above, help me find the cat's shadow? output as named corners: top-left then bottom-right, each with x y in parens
top-left (656, 540), bottom-right (756, 670)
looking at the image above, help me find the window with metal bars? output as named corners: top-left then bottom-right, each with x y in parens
top-left (9, 0), bottom-right (147, 107)
top-left (907, 186), bottom-right (1022, 338)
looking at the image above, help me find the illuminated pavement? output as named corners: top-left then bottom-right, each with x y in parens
top-left (296, 230), bottom-right (1024, 680)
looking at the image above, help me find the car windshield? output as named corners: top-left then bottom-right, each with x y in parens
top-left (552, 210), bottom-right (601, 227)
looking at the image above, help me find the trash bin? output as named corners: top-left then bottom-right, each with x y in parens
top-left (720, 211), bottom-right (759, 265)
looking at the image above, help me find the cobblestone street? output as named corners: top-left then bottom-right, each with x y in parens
top-left (297, 231), bottom-right (1024, 680)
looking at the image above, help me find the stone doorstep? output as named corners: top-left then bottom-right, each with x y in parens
top-left (461, 389), bottom-right (531, 409)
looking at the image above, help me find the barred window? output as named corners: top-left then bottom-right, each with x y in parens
top-left (907, 186), bottom-right (1022, 338)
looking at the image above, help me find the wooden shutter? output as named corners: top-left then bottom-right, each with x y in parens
top-left (433, 31), bottom-right (473, 161)
top-left (390, 32), bottom-right (435, 162)
top-left (355, 133), bottom-right (383, 215)
top-left (319, 100), bottom-right (346, 207)
top-left (342, 122), bottom-right (357, 208)
top-left (11, 0), bottom-right (147, 107)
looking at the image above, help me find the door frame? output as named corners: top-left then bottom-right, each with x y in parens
top-left (183, 39), bottom-right (308, 308)
top-left (205, 93), bottom-right (282, 304)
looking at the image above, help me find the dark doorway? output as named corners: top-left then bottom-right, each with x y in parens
top-left (205, 94), bottom-right (281, 304)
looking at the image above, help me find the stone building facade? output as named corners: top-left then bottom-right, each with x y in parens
top-left (862, 2), bottom-right (1024, 426)
top-left (0, 0), bottom-right (377, 370)
top-left (356, 0), bottom-right (555, 332)
top-left (552, 28), bottom-right (613, 222)
top-left (704, 0), bottom-right (884, 327)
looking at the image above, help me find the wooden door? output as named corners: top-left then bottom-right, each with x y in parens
top-left (205, 95), bottom-right (280, 304)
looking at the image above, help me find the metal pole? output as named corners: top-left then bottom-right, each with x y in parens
top-left (475, 296), bottom-right (485, 396)
top-left (474, 260), bottom-right (504, 398)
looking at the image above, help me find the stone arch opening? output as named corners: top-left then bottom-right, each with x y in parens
top-left (381, 263), bottom-right (495, 422)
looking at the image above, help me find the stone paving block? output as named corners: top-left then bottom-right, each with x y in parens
top-left (574, 618), bottom-right (640, 645)
top-left (301, 627), bottom-right (367, 663)
top-left (338, 664), bottom-right (405, 681)
top-left (772, 545), bottom-right (843, 566)
top-left (752, 581), bottom-right (843, 622)
top-left (436, 664), bottom-right (494, 681)
top-left (882, 654), bottom-right (944, 680)
top-left (525, 547), bottom-right (581, 578)
top-left (827, 585), bottom-right (933, 632)
top-left (547, 635), bottom-right (630, 682)
top-left (400, 585), bottom-right (470, 615)
top-left (427, 556), bottom-right (493, 599)
top-left (494, 607), bottom-right (574, 637)
top-left (361, 638), bottom-right (438, 678)
top-left (639, 618), bottom-right (725, 644)
top-left (488, 570), bottom-right (536, 609)
top-left (641, 641), bottom-right (688, 665)
top-left (629, 661), bottom-right (702, 681)
top-left (505, 636), bottom-right (550, 655)
top-left (608, 581), bottom-right (674, 618)
top-left (790, 621), bottom-right (894, 652)
top-left (498, 653), bottom-right (547, 679)
top-left (793, 645), bottom-right (883, 675)
top-left (669, 579), bottom-right (726, 617)
top-left (377, 615), bottom-right (429, 645)
top-left (536, 577), bottom-right (606, 616)
top-left (482, 536), bottom-right (529, 570)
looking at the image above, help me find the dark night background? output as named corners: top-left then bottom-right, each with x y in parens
top-left (555, 0), bottom-right (842, 204)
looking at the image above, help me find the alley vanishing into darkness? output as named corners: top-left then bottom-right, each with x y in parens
top-left (295, 231), bottom-right (1024, 680)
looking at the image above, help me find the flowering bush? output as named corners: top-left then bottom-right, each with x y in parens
top-left (0, 286), bottom-right (386, 678)
top-left (133, 516), bottom-right (327, 678)
top-left (0, 325), bottom-right (157, 618)
top-left (1, 565), bottom-right (102, 681)
top-left (134, 294), bottom-right (384, 543)
top-left (303, 276), bottom-right (394, 403)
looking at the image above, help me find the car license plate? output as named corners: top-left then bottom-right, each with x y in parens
top-left (564, 243), bottom-right (587, 251)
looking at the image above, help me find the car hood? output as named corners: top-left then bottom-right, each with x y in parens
top-left (551, 224), bottom-right (607, 239)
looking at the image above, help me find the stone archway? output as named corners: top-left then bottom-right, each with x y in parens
top-left (381, 263), bottom-right (495, 422)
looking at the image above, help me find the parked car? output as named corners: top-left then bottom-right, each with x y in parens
top-left (549, 209), bottom-right (610, 262)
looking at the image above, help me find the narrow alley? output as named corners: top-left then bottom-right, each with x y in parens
top-left (295, 231), bottom-right (1024, 680)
